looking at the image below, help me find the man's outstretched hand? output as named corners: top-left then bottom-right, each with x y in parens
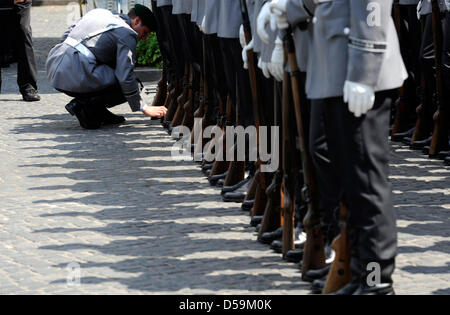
top-left (143, 106), bottom-right (167, 118)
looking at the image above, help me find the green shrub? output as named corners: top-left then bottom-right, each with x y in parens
top-left (136, 33), bottom-right (162, 68)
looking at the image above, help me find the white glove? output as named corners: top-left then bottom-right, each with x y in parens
top-left (242, 39), bottom-right (254, 70)
top-left (258, 57), bottom-right (271, 79)
top-left (200, 16), bottom-right (206, 32)
top-left (239, 25), bottom-right (246, 49)
top-left (269, 36), bottom-right (284, 82)
top-left (270, 0), bottom-right (289, 30)
top-left (257, 2), bottom-right (277, 44)
top-left (343, 81), bottom-right (376, 118)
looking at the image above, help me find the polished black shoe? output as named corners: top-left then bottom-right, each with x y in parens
top-left (98, 107), bottom-right (125, 125)
top-left (437, 151), bottom-right (450, 160)
top-left (205, 169), bottom-right (212, 177)
top-left (353, 283), bottom-right (395, 295)
top-left (311, 278), bottom-right (326, 294)
top-left (223, 178), bottom-right (250, 202)
top-left (391, 128), bottom-right (414, 142)
top-left (202, 163), bottom-right (214, 173)
top-left (402, 136), bottom-right (412, 145)
top-left (329, 280), bottom-right (360, 295)
top-left (302, 265), bottom-right (331, 283)
top-left (65, 99), bottom-right (80, 116)
top-left (216, 178), bottom-right (225, 187)
top-left (250, 215), bottom-right (263, 227)
top-left (270, 239), bottom-right (282, 253)
top-left (162, 121), bottom-right (171, 129)
top-left (222, 175), bottom-right (252, 194)
top-left (65, 100), bottom-right (101, 130)
top-left (258, 227), bottom-right (283, 245)
top-left (209, 172), bottom-right (227, 186)
top-left (241, 199), bottom-right (254, 211)
top-left (285, 249), bottom-right (304, 263)
top-left (223, 191), bottom-right (246, 203)
top-left (445, 157), bottom-right (450, 166)
top-left (21, 87), bottom-right (41, 102)
top-left (410, 136), bottom-right (432, 150)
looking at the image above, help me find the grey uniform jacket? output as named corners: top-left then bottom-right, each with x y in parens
top-left (172, 0), bottom-right (192, 14)
top-left (285, 0), bottom-right (315, 72)
top-left (191, 0), bottom-right (206, 25)
top-left (304, 0), bottom-right (407, 100)
top-left (400, 0), bottom-right (419, 4)
top-left (217, 0), bottom-right (242, 39)
top-left (157, 0), bottom-right (172, 7)
top-left (420, 0), bottom-right (449, 15)
top-left (46, 9), bottom-right (142, 112)
top-left (204, 0), bottom-right (220, 34)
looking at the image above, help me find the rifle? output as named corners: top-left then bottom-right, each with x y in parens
top-left (391, 0), bottom-right (410, 137)
top-left (208, 95), bottom-right (232, 181)
top-left (240, 0), bottom-right (268, 218)
top-left (181, 64), bottom-right (195, 130)
top-left (170, 62), bottom-right (190, 128)
top-left (411, 16), bottom-right (431, 145)
top-left (223, 80), bottom-right (246, 188)
top-left (322, 204), bottom-right (351, 294)
top-left (280, 63), bottom-right (296, 255)
top-left (429, 0), bottom-right (449, 157)
top-left (258, 83), bottom-right (283, 237)
top-left (283, 28), bottom-right (326, 272)
top-left (194, 35), bottom-right (217, 158)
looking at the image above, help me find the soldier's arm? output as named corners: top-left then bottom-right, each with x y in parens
top-left (115, 34), bottom-right (142, 112)
top-left (285, 0), bottom-right (316, 27)
top-left (346, 0), bottom-right (392, 87)
top-left (61, 18), bottom-right (81, 42)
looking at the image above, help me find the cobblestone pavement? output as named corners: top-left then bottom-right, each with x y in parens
top-left (0, 6), bottom-right (449, 295)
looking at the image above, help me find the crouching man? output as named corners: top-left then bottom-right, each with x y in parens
top-left (46, 4), bottom-right (167, 129)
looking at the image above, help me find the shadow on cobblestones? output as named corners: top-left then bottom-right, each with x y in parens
top-left (7, 113), bottom-right (308, 293)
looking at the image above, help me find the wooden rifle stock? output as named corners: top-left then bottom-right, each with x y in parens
top-left (283, 29), bottom-right (326, 272)
top-left (322, 204), bottom-right (351, 294)
top-left (171, 62), bottom-right (190, 128)
top-left (240, 0), bottom-right (268, 218)
top-left (181, 65), bottom-right (195, 130)
top-left (259, 83), bottom-right (283, 236)
top-left (280, 66), bottom-right (295, 255)
top-left (429, 0), bottom-right (449, 157)
top-left (411, 16), bottom-right (430, 145)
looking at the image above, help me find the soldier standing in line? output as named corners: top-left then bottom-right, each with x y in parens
top-left (270, 0), bottom-right (408, 294)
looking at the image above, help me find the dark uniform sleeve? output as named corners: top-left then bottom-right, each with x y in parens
top-left (115, 33), bottom-right (142, 112)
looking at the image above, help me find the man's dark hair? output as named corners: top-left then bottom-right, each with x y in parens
top-left (128, 4), bottom-right (156, 31)
top-left (127, 8), bottom-right (137, 19)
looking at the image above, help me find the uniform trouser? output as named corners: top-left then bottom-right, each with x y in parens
top-left (309, 78), bottom-right (340, 243)
top-left (151, 1), bottom-right (172, 83)
top-left (311, 90), bottom-right (398, 281)
top-left (399, 4), bottom-right (423, 124)
top-left (58, 84), bottom-right (126, 109)
top-left (14, 0), bottom-right (38, 91)
top-left (156, 5), bottom-right (186, 87)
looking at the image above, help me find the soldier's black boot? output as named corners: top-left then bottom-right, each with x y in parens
top-left (445, 156), bottom-right (450, 166)
top-left (97, 106), bottom-right (126, 126)
top-left (65, 99), bottom-right (101, 130)
top-left (352, 260), bottom-right (396, 295)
